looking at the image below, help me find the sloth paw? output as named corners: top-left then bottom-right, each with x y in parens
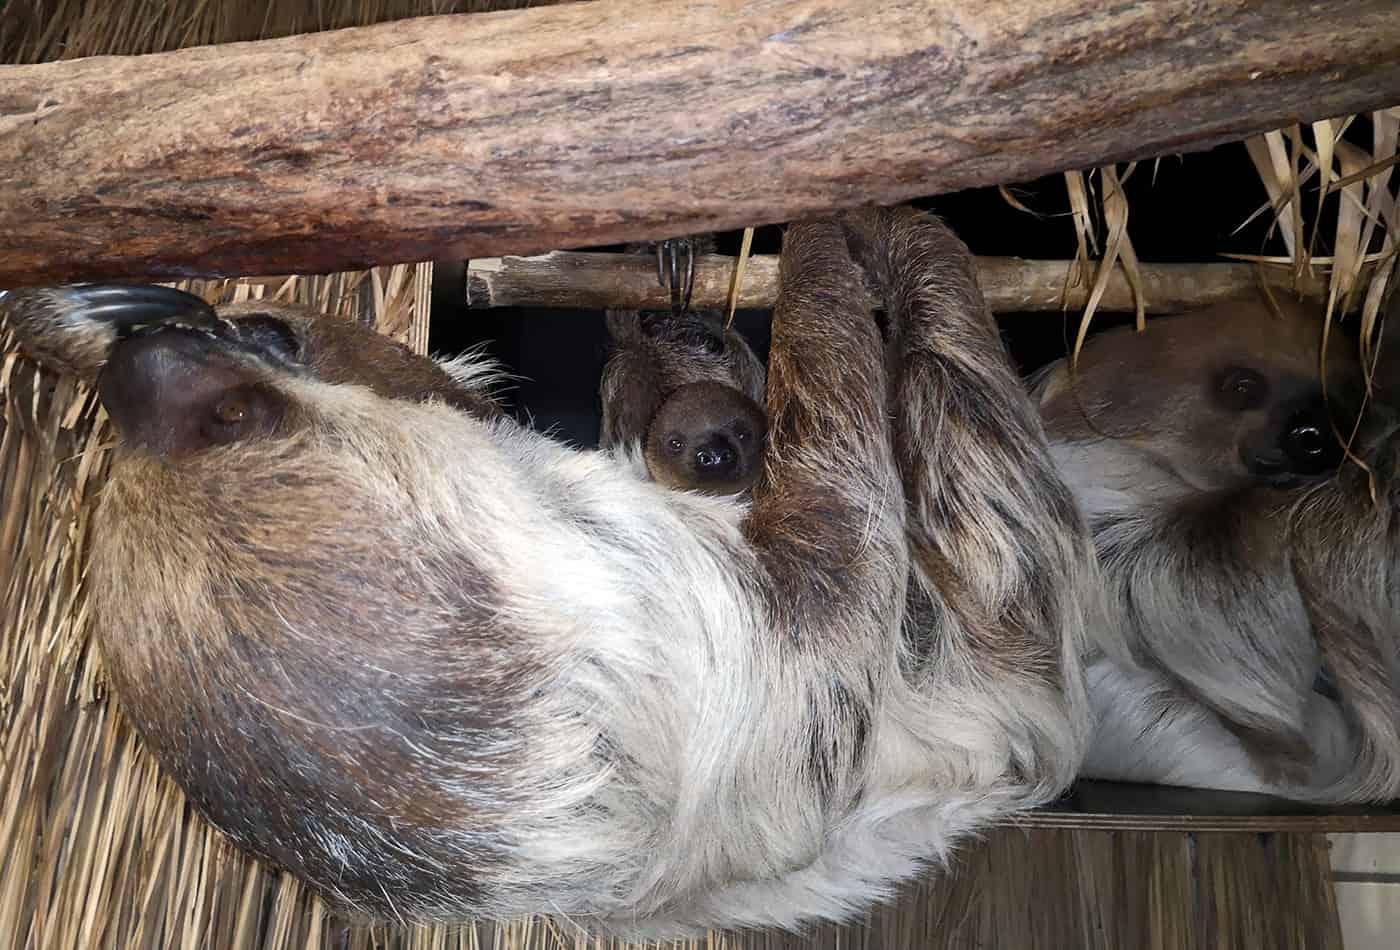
top-left (1, 283), bottom-right (217, 380)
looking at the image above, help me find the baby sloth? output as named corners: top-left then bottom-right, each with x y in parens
top-left (599, 306), bottom-right (767, 495)
top-left (644, 381), bottom-right (766, 495)
top-left (2, 207), bottom-right (1092, 936)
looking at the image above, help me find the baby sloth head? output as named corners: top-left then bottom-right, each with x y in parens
top-left (644, 381), bottom-right (767, 495)
top-left (599, 308), bottom-right (769, 496)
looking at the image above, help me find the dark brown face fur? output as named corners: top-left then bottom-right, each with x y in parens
top-left (95, 301), bottom-right (502, 459)
top-left (643, 381), bottom-right (767, 495)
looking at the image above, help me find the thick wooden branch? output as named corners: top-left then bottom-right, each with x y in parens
top-left (463, 252), bottom-right (1297, 314)
top-left (2, 0), bottom-right (1399, 286)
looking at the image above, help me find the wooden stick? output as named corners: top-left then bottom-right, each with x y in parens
top-left (3, 0), bottom-right (1399, 286)
top-left (462, 252), bottom-right (1307, 314)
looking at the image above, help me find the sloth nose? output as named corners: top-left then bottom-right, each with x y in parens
top-left (1281, 403), bottom-right (1343, 476)
top-left (98, 328), bottom-right (250, 457)
top-left (693, 437), bottom-right (739, 480)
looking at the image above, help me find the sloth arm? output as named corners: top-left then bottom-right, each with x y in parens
top-left (1288, 435), bottom-right (1400, 800)
top-left (741, 219), bottom-right (906, 638)
top-left (495, 219), bottom-right (906, 914)
top-left (840, 207), bottom-right (1092, 795)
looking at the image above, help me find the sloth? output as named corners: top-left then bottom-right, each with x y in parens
top-left (597, 231), bottom-right (770, 496)
top-left (1, 206), bottom-right (1092, 935)
top-left (1033, 290), bottom-right (1400, 802)
top-left (599, 306), bottom-right (768, 495)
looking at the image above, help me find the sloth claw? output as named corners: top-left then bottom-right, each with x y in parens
top-left (54, 283), bottom-right (220, 333)
top-left (1, 283), bottom-right (219, 380)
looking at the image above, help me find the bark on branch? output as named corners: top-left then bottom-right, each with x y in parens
top-left (2, 0), bottom-right (1399, 285)
top-left (462, 252), bottom-right (1307, 314)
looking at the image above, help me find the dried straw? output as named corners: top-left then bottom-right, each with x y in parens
top-left (1004, 112), bottom-right (1400, 370)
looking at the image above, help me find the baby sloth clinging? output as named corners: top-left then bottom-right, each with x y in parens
top-left (599, 306), bottom-right (768, 496)
top-left (1, 207), bottom-right (1094, 937)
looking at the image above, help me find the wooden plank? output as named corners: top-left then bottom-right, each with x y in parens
top-left (2, 0), bottom-right (1399, 285)
top-left (1015, 780), bottom-right (1400, 833)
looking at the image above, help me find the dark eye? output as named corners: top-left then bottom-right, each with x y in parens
top-left (734, 426), bottom-right (751, 442)
top-left (214, 397), bottom-right (249, 425)
top-left (1215, 367), bottom-right (1270, 411)
top-left (666, 435), bottom-right (685, 453)
top-left (200, 384), bottom-right (279, 445)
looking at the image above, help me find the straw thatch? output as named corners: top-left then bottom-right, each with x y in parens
top-left (1048, 113), bottom-right (1400, 356)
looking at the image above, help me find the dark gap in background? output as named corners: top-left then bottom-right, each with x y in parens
top-left (430, 133), bottom-right (1372, 449)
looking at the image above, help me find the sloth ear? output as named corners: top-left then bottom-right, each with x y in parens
top-left (97, 328), bottom-right (288, 459)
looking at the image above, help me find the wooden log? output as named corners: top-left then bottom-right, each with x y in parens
top-left (2, 0), bottom-right (1399, 286)
top-left (462, 252), bottom-right (1303, 314)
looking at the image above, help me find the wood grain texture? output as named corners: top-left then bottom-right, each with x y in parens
top-left (2, 0), bottom-right (1399, 285)
top-left (462, 251), bottom-right (1298, 313)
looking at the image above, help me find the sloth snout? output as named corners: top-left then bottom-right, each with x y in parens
top-left (98, 328), bottom-right (276, 458)
top-left (693, 436), bottom-right (740, 479)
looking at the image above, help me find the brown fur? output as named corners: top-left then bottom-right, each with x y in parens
top-left (642, 381), bottom-right (767, 495)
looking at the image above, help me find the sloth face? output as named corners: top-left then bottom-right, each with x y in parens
top-left (643, 380), bottom-right (767, 495)
top-left (1038, 292), bottom-right (1365, 492)
top-left (1210, 362), bottom-right (1348, 483)
top-left (4, 284), bottom-right (492, 459)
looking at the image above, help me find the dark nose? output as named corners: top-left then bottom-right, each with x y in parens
top-left (97, 328), bottom-right (246, 457)
top-left (1282, 403), bottom-right (1343, 476)
top-left (692, 437), bottom-right (739, 481)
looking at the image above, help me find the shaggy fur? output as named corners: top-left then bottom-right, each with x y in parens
top-left (1035, 291), bottom-right (1400, 802)
top-left (1, 207), bottom-right (1091, 936)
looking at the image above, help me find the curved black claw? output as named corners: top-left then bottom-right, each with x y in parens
top-left (58, 283), bottom-right (221, 334)
top-left (654, 238), bottom-right (697, 317)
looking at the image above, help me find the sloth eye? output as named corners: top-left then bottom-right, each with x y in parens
top-left (666, 435), bottom-right (685, 453)
top-left (734, 427), bottom-right (751, 442)
top-left (214, 397), bottom-right (249, 425)
top-left (200, 384), bottom-right (281, 447)
top-left (1215, 367), bottom-right (1270, 412)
